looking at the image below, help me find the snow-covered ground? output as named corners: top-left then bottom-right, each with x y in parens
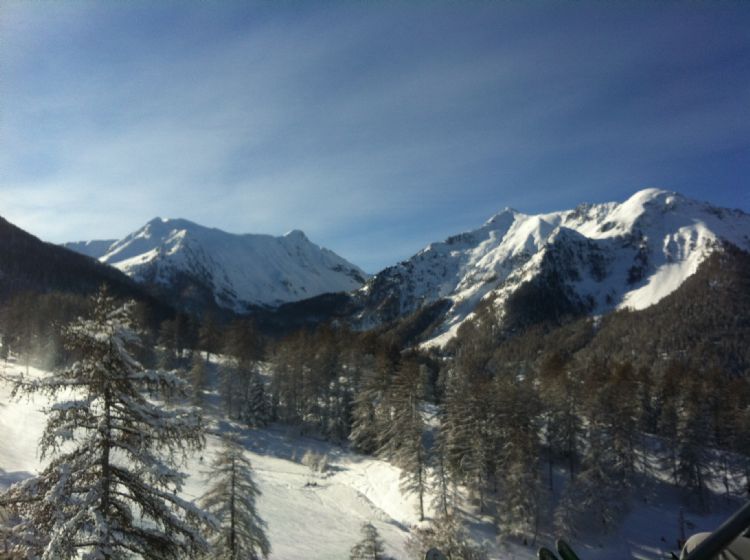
top-left (0, 363), bottom-right (743, 559)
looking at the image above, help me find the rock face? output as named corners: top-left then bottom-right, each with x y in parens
top-left (352, 189), bottom-right (750, 345)
top-left (65, 218), bottom-right (366, 312)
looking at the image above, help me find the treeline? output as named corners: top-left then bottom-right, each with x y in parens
top-left (0, 290), bottom-right (166, 371)
top-left (2, 246), bottom-right (748, 551)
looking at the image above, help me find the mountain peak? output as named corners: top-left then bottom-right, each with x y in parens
top-left (66, 219), bottom-right (365, 311)
top-left (630, 186), bottom-right (673, 199)
top-left (353, 189), bottom-right (750, 347)
top-left (284, 229), bottom-right (309, 242)
top-left (144, 217), bottom-right (198, 231)
top-left (624, 187), bottom-right (684, 209)
top-left (485, 207), bottom-right (518, 226)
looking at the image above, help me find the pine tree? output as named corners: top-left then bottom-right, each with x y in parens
top-left (538, 351), bottom-right (583, 484)
top-left (494, 376), bottom-right (546, 543)
top-left (656, 364), bottom-right (681, 482)
top-left (242, 372), bottom-right (271, 428)
top-left (675, 375), bottom-right (713, 511)
top-left (349, 353), bottom-right (392, 455)
top-left (441, 371), bottom-right (495, 513)
top-left (349, 522), bottom-right (390, 560)
top-left (219, 360), bottom-right (268, 425)
top-left (268, 334), bottom-right (305, 424)
top-left (200, 435), bottom-right (270, 560)
top-left (584, 360), bottom-right (641, 486)
top-left (0, 287), bottom-right (209, 559)
top-left (405, 512), bottom-right (487, 560)
top-left (555, 433), bottom-right (628, 536)
top-left (190, 352), bottom-right (208, 405)
top-left (378, 361), bottom-right (428, 521)
top-left (198, 312), bottom-right (221, 364)
top-left (158, 318), bottom-right (178, 368)
top-left (431, 421), bottom-right (454, 518)
top-left (219, 363), bottom-right (241, 419)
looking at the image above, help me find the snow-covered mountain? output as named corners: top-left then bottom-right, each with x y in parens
top-left (354, 189), bottom-right (750, 345)
top-left (64, 239), bottom-right (118, 260)
top-left (65, 218), bottom-right (367, 311)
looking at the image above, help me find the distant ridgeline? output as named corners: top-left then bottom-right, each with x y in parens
top-left (254, 189), bottom-right (750, 347)
top-left (64, 217), bottom-right (367, 316)
top-left (0, 190), bottom-right (749, 544)
top-left (2, 188), bottom-right (749, 351)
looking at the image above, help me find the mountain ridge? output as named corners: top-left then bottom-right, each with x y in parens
top-left (64, 218), bottom-right (367, 313)
top-left (0, 215), bottom-right (172, 317)
top-left (62, 189), bottom-right (750, 342)
top-left (349, 188), bottom-right (750, 345)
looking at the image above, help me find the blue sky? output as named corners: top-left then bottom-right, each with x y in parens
top-left (2, 1), bottom-right (749, 272)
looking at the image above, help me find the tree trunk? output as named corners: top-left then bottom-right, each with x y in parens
top-left (418, 468), bottom-right (424, 522)
top-left (101, 385), bottom-right (112, 559)
top-left (230, 457), bottom-right (236, 555)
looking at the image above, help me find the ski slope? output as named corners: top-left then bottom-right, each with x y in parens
top-left (0, 363), bottom-right (742, 559)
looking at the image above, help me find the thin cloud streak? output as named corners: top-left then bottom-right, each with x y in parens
top-left (1, 2), bottom-right (749, 272)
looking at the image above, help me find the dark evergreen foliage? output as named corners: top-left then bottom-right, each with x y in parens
top-left (0, 287), bottom-right (208, 559)
top-left (0, 216), bottom-right (171, 320)
top-left (349, 522), bottom-right (391, 560)
top-left (200, 435), bottom-right (270, 560)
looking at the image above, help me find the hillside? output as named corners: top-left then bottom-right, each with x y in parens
top-left (0, 215), bottom-right (169, 314)
top-left (0, 363), bottom-right (740, 560)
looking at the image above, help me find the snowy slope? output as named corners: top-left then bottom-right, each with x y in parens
top-left (0, 364), bottom-right (404, 559)
top-left (0, 363), bottom-right (741, 560)
top-left (65, 219), bottom-right (367, 311)
top-left (355, 189), bottom-right (750, 345)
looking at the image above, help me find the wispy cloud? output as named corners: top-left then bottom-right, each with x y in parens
top-left (2, 1), bottom-right (749, 271)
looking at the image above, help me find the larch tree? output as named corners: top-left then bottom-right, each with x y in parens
top-left (494, 376), bottom-right (546, 543)
top-left (190, 352), bottom-right (208, 406)
top-left (349, 353), bottom-right (392, 455)
top-left (200, 435), bottom-right (270, 560)
top-left (0, 287), bottom-right (209, 559)
top-left (377, 361), bottom-right (428, 521)
top-left (349, 522), bottom-right (390, 560)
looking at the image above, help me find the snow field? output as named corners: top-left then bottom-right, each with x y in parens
top-left (0, 365), bottom-right (416, 559)
top-left (181, 425), bottom-right (416, 559)
top-left (1, 363), bottom-right (746, 559)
